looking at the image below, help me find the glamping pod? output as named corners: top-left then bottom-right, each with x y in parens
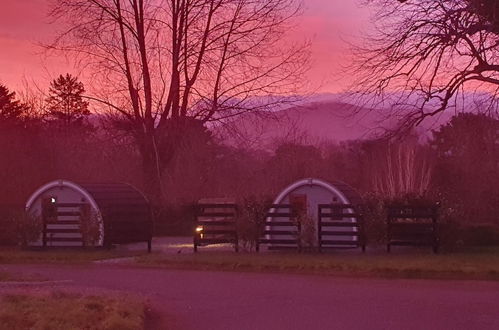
top-left (267, 178), bottom-right (364, 249)
top-left (25, 180), bottom-right (152, 251)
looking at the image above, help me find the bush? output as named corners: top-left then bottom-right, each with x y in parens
top-left (236, 196), bottom-right (272, 251)
top-left (79, 207), bottom-right (102, 247)
top-left (385, 193), bottom-right (439, 208)
top-left (295, 211), bottom-right (316, 249)
top-left (440, 221), bottom-right (499, 249)
top-left (360, 194), bottom-right (386, 245)
top-left (16, 210), bottom-right (43, 247)
top-left (0, 207), bottom-right (42, 247)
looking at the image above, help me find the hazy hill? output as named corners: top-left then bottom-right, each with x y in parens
top-left (217, 99), bottom-right (454, 148)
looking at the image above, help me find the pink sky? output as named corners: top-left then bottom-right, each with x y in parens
top-left (0, 0), bottom-right (371, 93)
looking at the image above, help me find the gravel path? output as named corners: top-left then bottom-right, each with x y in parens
top-left (2, 264), bottom-right (499, 330)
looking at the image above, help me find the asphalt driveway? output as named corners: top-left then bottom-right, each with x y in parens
top-left (1, 264), bottom-right (499, 330)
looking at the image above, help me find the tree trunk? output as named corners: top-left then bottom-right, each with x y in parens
top-left (138, 134), bottom-right (163, 206)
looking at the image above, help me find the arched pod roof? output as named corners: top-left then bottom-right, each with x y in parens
top-left (273, 178), bottom-right (363, 205)
top-left (26, 180), bottom-right (100, 211)
top-left (78, 183), bottom-right (150, 219)
top-left (26, 180), bottom-right (150, 214)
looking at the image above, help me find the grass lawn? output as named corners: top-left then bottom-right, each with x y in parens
top-left (134, 247), bottom-right (499, 281)
top-left (0, 247), bottom-right (145, 264)
top-left (0, 291), bottom-right (145, 330)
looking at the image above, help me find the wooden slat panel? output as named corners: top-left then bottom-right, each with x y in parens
top-left (45, 220), bottom-right (80, 225)
top-left (45, 229), bottom-right (81, 234)
top-left (45, 237), bottom-right (83, 242)
top-left (319, 222), bottom-right (361, 227)
top-left (56, 211), bottom-right (81, 217)
top-left (319, 213), bottom-right (361, 218)
top-left (263, 221), bottom-right (297, 226)
top-left (54, 203), bottom-right (86, 207)
top-left (196, 221), bottom-right (236, 226)
top-left (320, 240), bottom-right (359, 245)
top-left (201, 230), bottom-right (237, 235)
top-left (320, 231), bottom-right (359, 236)
top-left (262, 230), bottom-right (298, 235)
top-left (319, 246), bottom-right (362, 250)
top-left (258, 239), bottom-right (298, 244)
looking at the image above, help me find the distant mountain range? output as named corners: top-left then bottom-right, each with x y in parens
top-left (217, 97), bottom-right (456, 148)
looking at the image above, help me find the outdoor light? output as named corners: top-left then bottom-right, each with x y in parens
top-left (50, 197), bottom-right (56, 203)
top-left (195, 226), bottom-right (204, 239)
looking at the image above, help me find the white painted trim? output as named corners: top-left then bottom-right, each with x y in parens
top-left (25, 179), bottom-right (104, 246)
top-left (272, 178), bottom-right (350, 205)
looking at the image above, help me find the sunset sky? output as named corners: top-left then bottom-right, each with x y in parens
top-left (0, 0), bottom-right (371, 94)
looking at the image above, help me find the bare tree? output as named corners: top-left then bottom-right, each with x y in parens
top-left (363, 137), bottom-right (434, 199)
top-left (350, 0), bottom-right (499, 133)
top-left (48, 0), bottom-right (309, 202)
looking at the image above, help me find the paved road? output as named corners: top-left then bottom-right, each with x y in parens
top-left (2, 264), bottom-right (499, 330)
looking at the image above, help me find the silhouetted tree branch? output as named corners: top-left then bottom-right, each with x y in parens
top-left (350, 0), bottom-right (499, 134)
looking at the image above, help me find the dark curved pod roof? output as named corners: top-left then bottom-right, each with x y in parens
top-left (78, 183), bottom-right (152, 245)
top-left (78, 183), bottom-right (151, 220)
top-left (327, 179), bottom-right (363, 205)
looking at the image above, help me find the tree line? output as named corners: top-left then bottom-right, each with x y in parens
top-left (1, 75), bottom-right (499, 245)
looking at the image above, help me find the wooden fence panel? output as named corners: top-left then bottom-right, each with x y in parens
top-left (317, 204), bottom-right (365, 252)
top-left (386, 204), bottom-right (439, 253)
top-left (256, 204), bottom-right (301, 252)
top-left (193, 204), bottom-right (238, 252)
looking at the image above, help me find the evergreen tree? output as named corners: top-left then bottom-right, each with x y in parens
top-left (0, 84), bottom-right (26, 124)
top-left (46, 74), bottom-right (90, 126)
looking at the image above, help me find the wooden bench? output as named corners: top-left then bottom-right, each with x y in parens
top-left (386, 204), bottom-right (439, 253)
top-left (193, 203), bottom-right (238, 252)
top-left (318, 204), bottom-right (366, 252)
top-left (256, 204), bottom-right (301, 252)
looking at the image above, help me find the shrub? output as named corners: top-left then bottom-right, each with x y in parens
top-left (79, 207), bottom-right (102, 247)
top-left (461, 224), bottom-right (499, 246)
top-left (360, 194), bottom-right (386, 245)
top-left (439, 221), bottom-right (499, 249)
top-left (236, 196), bottom-right (272, 251)
top-left (14, 210), bottom-right (42, 247)
top-left (295, 210), bottom-right (315, 249)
